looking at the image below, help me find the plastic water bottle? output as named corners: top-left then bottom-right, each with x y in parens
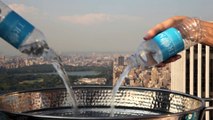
top-left (0, 1), bottom-right (79, 112)
top-left (128, 17), bottom-right (202, 70)
top-left (0, 1), bottom-right (50, 58)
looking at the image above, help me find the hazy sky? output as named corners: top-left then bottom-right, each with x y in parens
top-left (0, 0), bottom-right (212, 55)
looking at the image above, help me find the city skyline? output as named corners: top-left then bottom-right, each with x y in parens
top-left (0, 53), bottom-right (171, 89)
top-left (0, 0), bottom-right (213, 56)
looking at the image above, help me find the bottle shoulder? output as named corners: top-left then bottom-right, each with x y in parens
top-left (29, 28), bottom-right (46, 40)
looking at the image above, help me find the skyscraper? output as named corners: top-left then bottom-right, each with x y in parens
top-left (118, 56), bottom-right (124, 66)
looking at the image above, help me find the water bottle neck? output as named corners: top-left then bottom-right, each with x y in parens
top-left (0, 1), bottom-right (12, 22)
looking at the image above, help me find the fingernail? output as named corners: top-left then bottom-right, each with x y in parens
top-left (176, 55), bottom-right (181, 59)
top-left (143, 35), bottom-right (149, 40)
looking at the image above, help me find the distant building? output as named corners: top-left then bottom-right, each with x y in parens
top-left (118, 56), bottom-right (124, 66)
top-left (112, 57), bottom-right (171, 89)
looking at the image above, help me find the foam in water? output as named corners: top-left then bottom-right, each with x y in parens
top-left (110, 65), bottom-right (132, 117)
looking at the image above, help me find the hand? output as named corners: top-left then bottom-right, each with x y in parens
top-left (143, 16), bottom-right (188, 66)
top-left (144, 16), bottom-right (213, 46)
top-left (143, 16), bottom-right (188, 40)
top-left (156, 54), bottom-right (181, 67)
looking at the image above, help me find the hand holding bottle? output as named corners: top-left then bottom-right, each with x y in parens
top-left (142, 16), bottom-right (213, 67)
top-left (144, 16), bottom-right (213, 46)
top-left (129, 16), bottom-right (212, 69)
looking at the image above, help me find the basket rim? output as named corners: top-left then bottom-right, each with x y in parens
top-left (0, 86), bottom-right (205, 119)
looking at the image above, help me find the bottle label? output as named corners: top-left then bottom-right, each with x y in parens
top-left (0, 11), bottom-right (34, 48)
top-left (153, 27), bottom-right (184, 61)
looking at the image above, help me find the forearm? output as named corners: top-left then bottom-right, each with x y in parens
top-left (200, 20), bottom-right (213, 46)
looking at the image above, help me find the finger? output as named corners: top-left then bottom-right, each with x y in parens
top-left (162, 55), bottom-right (181, 64)
top-left (156, 63), bottom-right (166, 67)
top-left (144, 19), bottom-right (175, 40)
top-left (156, 55), bottom-right (181, 68)
top-left (144, 16), bottom-right (187, 40)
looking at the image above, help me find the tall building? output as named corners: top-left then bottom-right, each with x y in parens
top-left (171, 45), bottom-right (213, 119)
top-left (186, 46), bottom-right (213, 119)
top-left (118, 56), bottom-right (124, 66)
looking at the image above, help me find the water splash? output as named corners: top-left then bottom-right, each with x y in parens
top-left (110, 65), bottom-right (132, 117)
top-left (18, 38), bottom-right (79, 115)
top-left (43, 48), bottom-right (78, 115)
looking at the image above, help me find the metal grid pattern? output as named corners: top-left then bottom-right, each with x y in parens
top-left (0, 87), bottom-right (203, 119)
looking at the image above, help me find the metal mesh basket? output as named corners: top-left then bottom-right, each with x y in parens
top-left (0, 86), bottom-right (205, 120)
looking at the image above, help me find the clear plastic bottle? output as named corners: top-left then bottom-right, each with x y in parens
top-left (0, 1), bottom-right (79, 111)
top-left (0, 1), bottom-right (50, 58)
top-left (128, 17), bottom-right (202, 70)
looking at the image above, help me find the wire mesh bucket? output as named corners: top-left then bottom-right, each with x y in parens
top-left (0, 86), bottom-right (206, 120)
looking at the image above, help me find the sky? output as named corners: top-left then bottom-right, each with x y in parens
top-left (0, 0), bottom-right (212, 55)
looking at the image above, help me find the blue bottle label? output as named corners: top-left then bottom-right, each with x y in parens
top-left (0, 11), bottom-right (35, 48)
top-left (153, 27), bottom-right (184, 61)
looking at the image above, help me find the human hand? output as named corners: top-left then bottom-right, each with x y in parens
top-left (144, 16), bottom-right (213, 46)
top-left (143, 16), bottom-right (188, 66)
top-left (156, 54), bottom-right (181, 67)
top-left (143, 16), bottom-right (188, 40)
top-left (143, 16), bottom-right (213, 67)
